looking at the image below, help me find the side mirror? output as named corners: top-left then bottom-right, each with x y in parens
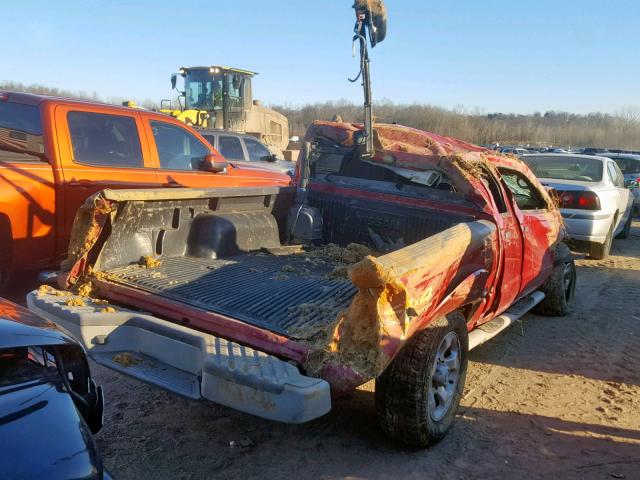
top-left (170, 74), bottom-right (177, 90)
top-left (199, 153), bottom-right (228, 173)
top-left (261, 154), bottom-right (278, 163)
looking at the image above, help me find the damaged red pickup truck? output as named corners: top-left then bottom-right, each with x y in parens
top-left (27, 121), bottom-right (575, 446)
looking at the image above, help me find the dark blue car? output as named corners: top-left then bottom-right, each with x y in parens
top-left (0, 297), bottom-right (110, 479)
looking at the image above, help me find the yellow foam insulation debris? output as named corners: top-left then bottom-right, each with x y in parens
top-left (317, 242), bottom-right (373, 264)
top-left (287, 300), bottom-right (345, 341)
top-left (65, 297), bottom-right (86, 307)
top-left (332, 257), bottom-right (409, 375)
top-left (101, 306), bottom-right (116, 313)
top-left (139, 255), bottom-right (162, 268)
top-left (75, 281), bottom-right (94, 297)
top-left (304, 242), bottom-right (378, 279)
top-left (37, 285), bottom-right (67, 297)
top-left (112, 352), bottom-right (141, 367)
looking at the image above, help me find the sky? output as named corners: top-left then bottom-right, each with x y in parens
top-left (3, 0), bottom-right (638, 114)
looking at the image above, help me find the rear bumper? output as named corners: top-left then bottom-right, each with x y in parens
top-left (27, 290), bottom-right (331, 424)
top-left (561, 210), bottom-right (613, 243)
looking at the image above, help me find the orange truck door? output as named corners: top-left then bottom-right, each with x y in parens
top-left (55, 105), bottom-right (162, 247)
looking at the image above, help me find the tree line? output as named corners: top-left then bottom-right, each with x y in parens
top-left (272, 101), bottom-right (640, 149)
top-left (3, 81), bottom-right (638, 149)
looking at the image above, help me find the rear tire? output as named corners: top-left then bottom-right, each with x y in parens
top-left (616, 213), bottom-right (632, 239)
top-left (375, 312), bottom-right (468, 447)
top-left (533, 242), bottom-right (576, 316)
top-left (589, 219), bottom-right (614, 260)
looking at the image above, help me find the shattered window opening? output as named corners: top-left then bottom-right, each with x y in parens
top-left (498, 168), bottom-right (547, 211)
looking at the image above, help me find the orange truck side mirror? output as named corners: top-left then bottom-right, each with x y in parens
top-left (199, 153), bottom-right (228, 173)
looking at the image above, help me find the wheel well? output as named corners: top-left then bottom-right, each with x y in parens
top-left (458, 303), bottom-right (481, 325)
top-left (612, 211), bottom-right (620, 231)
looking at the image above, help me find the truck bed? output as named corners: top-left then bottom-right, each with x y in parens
top-left (103, 252), bottom-right (357, 339)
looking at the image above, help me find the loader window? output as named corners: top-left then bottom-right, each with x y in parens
top-left (68, 111), bottom-right (143, 168)
top-left (185, 70), bottom-right (223, 111)
top-left (150, 121), bottom-right (209, 170)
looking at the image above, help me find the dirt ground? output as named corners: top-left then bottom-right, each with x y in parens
top-left (9, 222), bottom-right (640, 479)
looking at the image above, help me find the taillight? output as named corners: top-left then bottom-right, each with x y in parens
top-left (558, 191), bottom-right (600, 210)
top-left (0, 93), bottom-right (8, 102)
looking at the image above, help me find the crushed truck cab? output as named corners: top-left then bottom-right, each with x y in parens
top-left (27, 121), bottom-right (574, 444)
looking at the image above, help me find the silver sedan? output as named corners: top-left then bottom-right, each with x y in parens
top-left (523, 154), bottom-right (634, 259)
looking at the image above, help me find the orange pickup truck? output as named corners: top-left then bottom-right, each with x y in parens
top-left (0, 91), bottom-right (290, 282)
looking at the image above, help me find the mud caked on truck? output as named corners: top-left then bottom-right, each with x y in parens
top-left (25, 1), bottom-right (574, 446)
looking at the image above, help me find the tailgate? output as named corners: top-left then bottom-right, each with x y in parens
top-left (27, 290), bottom-right (331, 424)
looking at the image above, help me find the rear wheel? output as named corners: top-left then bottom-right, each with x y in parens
top-left (533, 242), bottom-right (576, 316)
top-left (616, 213), bottom-right (632, 239)
top-left (375, 312), bottom-right (468, 447)
top-left (589, 219), bottom-right (614, 260)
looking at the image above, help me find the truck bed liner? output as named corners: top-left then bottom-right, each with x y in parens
top-left (103, 254), bottom-right (357, 338)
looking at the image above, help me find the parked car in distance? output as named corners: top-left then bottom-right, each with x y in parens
top-left (0, 91), bottom-right (291, 282)
top-left (199, 130), bottom-right (296, 176)
top-left (599, 153), bottom-right (640, 215)
top-left (499, 146), bottom-right (529, 156)
top-left (0, 296), bottom-right (110, 479)
top-left (581, 147), bottom-right (608, 156)
top-left (523, 153), bottom-right (634, 259)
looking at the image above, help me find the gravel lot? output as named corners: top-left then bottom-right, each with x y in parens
top-left (9, 222), bottom-right (640, 479)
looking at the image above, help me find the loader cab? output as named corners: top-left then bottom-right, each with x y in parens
top-left (176, 66), bottom-right (255, 131)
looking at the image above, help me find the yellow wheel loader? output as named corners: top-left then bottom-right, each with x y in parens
top-left (160, 66), bottom-right (290, 155)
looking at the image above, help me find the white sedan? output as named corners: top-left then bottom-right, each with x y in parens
top-left (523, 154), bottom-right (634, 259)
